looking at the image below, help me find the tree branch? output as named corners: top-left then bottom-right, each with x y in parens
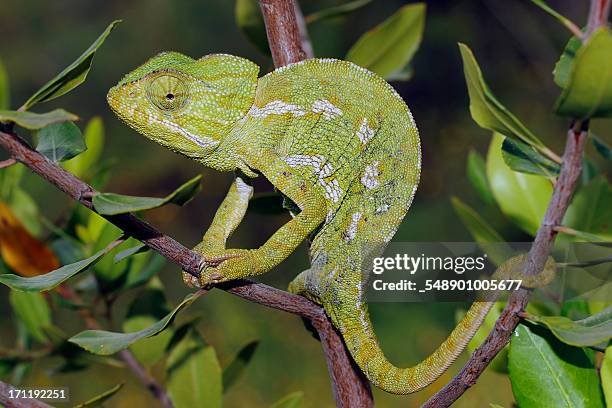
top-left (0, 2), bottom-right (372, 403)
top-left (0, 381), bottom-right (52, 408)
top-left (423, 1), bottom-right (610, 406)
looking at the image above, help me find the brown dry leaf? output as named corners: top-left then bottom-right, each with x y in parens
top-left (0, 201), bottom-right (59, 276)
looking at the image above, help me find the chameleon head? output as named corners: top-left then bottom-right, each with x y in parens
top-left (107, 52), bottom-right (259, 162)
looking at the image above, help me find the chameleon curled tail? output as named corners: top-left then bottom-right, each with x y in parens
top-left (294, 254), bottom-right (556, 394)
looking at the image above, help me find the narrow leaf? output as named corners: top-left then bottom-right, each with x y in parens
top-left (346, 3), bottom-right (425, 80)
top-left (591, 134), bottom-right (611, 160)
top-left (9, 290), bottom-right (51, 343)
top-left (223, 340), bottom-right (259, 391)
top-left (467, 149), bottom-right (495, 204)
top-left (0, 245), bottom-right (111, 291)
top-left (22, 21), bottom-right (121, 110)
top-left (93, 175), bottom-right (202, 215)
top-left (526, 306), bottom-right (612, 346)
top-left (63, 116), bottom-right (105, 177)
top-left (563, 176), bottom-right (612, 241)
top-left (555, 28), bottom-right (612, 118)
top-left (35, 122), bottom-right (86, 162)
top-left (269, 392), bottom-right (304, 408)
top-left (306, 0), bottom-right (373, 24)
top-left (114, 244), bottom-right (148, 263)
top-left (73, 384), bottom-right (123, 408)
top-left (458, 43), bottom-right (546, 150)
top-left (554, 36), bottom-right (581, 89)
top-left (509, 324), bottom-right (604, 408)
top-left (0, 109), bottom-right (78, 129)
top-left (167, 330), bottom-right (222, 408)
top-left (451, 197), bottom-right (510, 266)
top-left (69, 291), bottom-right (205, 355)
top-left (487, 134), bottom-right (552, 235)
top-left (501, 137), bottom-right (560, 177)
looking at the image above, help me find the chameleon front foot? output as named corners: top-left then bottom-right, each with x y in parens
top-left (195, 249), bottom-right (255, 286)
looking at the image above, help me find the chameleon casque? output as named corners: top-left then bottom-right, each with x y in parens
top-left (107, 53), bottom-right (553, 395)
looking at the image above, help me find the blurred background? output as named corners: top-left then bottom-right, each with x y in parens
top-left (0, 0), bottom-right (609, 407)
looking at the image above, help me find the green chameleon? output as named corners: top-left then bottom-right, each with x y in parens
top-left (107, 53), bottom-right (554, 394)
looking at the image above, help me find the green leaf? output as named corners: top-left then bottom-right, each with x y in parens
top-left (467, 149), bottom-right (495, 205)
top-left (591, 134), bottom-right (611, 160)
top-left (269, 391), bottom-right (304, 408)
top-left (114, 244), bottom-right (148, 263)
top-left (554, 36), bottom-right (582, 89)
top-left (63, 116), bottom-right (105, 177)
top-left (501, 137), bottom-right (561, 177)
top-left (458, 43), bottom-right (548, 151)
top-left (451, 197), bottom-right (510, 266)
top-left (555, 28), bottom-right (612, 118)
top-left (123, 253), bottom-right (165, 290)
top-left (306, 0), bottom-right (373, 24)
top-left (93, 175), bottom-right (202, 215)
top-left (0, 58), bottom-right (9, 110)
top-left (21, 20), bottom-right (121, 110)
top-left (122, 287), bottom-right (173, 367)
top-left (346, 3), bottom-right (425, 80)
top-left (602, 346), bottom-right (612, 406)
top-left (564, 176), bottom-right (612, 241)
top-left (69, 291), bottom-right (205, 355)
top-left (35, 122), bottom-right (86, 162)
top-left (235, 0), bottom-right (270, 56)
top-left (0, 246), bottom-right (110, 291)
top-left (530, 0), bottom-right (581, 37)
top-left (0, 109), bottom-right (78, 130)
top-left (487, 134), bottom-right (552, 235)
top-left (167, 330), bottom-right (222, 408)
top-left (73, 384), bottom-right (123, 408)
top-left (509, 324), bottom-right (604, 408)
top-left (222, 340), bottom-right (259, 391)
top-left (9, 290), bottom-right (51, 343)
top-left (525, 307), bottom-right (612, 347)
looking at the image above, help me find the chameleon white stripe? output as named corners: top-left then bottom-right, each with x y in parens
top-left (360, 161), bottom-right (380, 189)
top-left (284, 154), bottom-right (343, 202)
top-left (356, 118), bottom-right (375, 144)
top-left (249, 100), bottom-right (306, 118)
top-left (155, 117), bottom-right (219, 148)
top-left (312, 99), bottom-right (342, 119)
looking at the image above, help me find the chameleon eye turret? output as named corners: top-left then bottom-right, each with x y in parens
top-left (146, 72), bottom-right (190, 111)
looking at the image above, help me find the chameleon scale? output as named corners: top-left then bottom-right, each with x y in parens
top-left (107, 53), bottom-right (553, 394)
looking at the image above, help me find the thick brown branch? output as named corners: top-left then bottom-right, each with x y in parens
top-left (259, 0), bottom-right (308, 66)
top-left (423, 1), bottom-right (610, 405)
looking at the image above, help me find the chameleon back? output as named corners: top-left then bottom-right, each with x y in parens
top-left (237, 59), bottom-right (423, 393)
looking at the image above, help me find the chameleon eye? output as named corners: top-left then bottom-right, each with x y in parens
top-left (146, 74), bottom-right (189, 111)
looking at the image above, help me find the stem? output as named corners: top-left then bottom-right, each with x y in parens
top-left (423, 1), bottom-right (610, 405)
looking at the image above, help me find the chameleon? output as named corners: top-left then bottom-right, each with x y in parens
top-left (106, 52), bottom-right (554, 394)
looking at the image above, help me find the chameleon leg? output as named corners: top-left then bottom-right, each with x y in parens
top-left (183, 176), bottom-right (253, 287)
top-left (199, 159), bottom-right (327, 285)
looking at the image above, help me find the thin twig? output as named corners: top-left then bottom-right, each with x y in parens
top-left (423, 1), bottom-right (610, 406)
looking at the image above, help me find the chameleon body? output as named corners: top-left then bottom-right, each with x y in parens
top-left (107, 53), bottom-right (554, 394)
